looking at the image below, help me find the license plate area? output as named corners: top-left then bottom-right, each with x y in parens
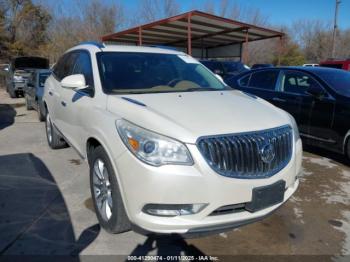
top-left (245, 180), bottom-right (286, 212)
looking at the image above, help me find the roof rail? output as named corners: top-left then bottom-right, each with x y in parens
top-left (148, 45), bottom-right (178, 51)
top-left (78, 41), bottom-right (105, 49)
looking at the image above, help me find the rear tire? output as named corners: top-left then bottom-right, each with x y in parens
top-left (45, 112), bottom-right (67, 149)
top-left (25, 95), bottom-right (33, 110)
top-left (37, 102), bottom-right (46, 122)
top-left (89, 145), bottom-right (131, 234)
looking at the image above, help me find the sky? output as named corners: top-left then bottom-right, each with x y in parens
top-left (124, 0), bottom-right (350, 29)
top-left (52, 0), bottom-right (350, 29)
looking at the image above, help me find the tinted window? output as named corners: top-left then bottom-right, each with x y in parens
top-left (249, 70), bottom-right (279, 90)
top-left (53, 52), bottom-right (78, 81)
top-left (281, 71), bottom-right (320, 94)
top-left (317, 69), bottom-right (350, 97)
top-left (97, 52), bottom-right (227, 94)
top-left (72, 52), bottom-right (94, 88)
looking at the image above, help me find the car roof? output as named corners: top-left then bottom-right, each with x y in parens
top-left (248, 66), bottom-right (343, 74)
top-left (69, 44), bottom-right (186, 55)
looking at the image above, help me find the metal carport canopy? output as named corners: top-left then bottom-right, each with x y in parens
top-left (101, 10), bottom-right (284, 60)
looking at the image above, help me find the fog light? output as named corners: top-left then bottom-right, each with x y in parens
top-left (143, 204), bottom-right (207, 217)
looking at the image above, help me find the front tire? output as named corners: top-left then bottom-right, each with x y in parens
top-left (45, 112), bottom-right (67, 149)
top-left (89, 145), bottom-right (131, 234)
top-left (346, 138), bottom-right (350, 161)
top-left (9, 88), bottom-right (16, 98)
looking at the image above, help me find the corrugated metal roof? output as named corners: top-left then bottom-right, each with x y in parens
top-left (101, 10), bottom-right (283, 49)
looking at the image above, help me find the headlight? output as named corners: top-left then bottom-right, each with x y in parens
top-left (116, 119), bottom-right (193, 166)
top-left (287, 113), bottom-right (300, 142)
top-left (13, 75), bottom-right (24, 82)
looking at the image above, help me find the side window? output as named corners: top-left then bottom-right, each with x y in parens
top-left (249, 70), bottom-right (279, 90)
top-left (238, 74), bottom-right (250, 87)
top-left (72, 52), bottom-right (94, 88)
top-left (281, 71), bottom-right (321, 94)
top-left (53, 53), bottom-right (78, 81)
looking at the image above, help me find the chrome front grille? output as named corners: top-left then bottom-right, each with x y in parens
top-left (197, 125), bottom-right (293, 179)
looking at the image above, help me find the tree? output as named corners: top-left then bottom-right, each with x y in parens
top-left (133, 0), bottom-right (180, 24)
top-left (273, 37), bottom-right (305, 66)
top-left (1, 0), bottom-right (51, 58)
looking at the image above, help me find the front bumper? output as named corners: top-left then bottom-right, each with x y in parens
top-left (113, 139), bottom-right (302, 235)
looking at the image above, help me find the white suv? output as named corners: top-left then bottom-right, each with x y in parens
top-left (43, 43), bottom-right (302, 236)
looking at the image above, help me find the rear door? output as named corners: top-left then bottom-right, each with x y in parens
top-left (238, 69), bottom-right (280, 102)
top-left (50, 52), bottom-right (79, 136)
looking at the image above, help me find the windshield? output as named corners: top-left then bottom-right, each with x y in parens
top-left (317, 69), bottom-right (350, 97)
top-left (39, 73), bottom-right (50, 87)
top-left (97, 52), bottom-right (228, 94)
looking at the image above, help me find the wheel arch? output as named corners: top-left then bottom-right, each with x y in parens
top-left (344, 130), bottom-right (350, 156)
top-left (86, 136), bottom-right (132, 221)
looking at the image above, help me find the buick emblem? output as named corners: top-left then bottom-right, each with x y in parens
top-left (260, 142), bottom-right (275, 164)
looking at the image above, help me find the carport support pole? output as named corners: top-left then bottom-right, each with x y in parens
top-left (243, 30), bottom-right (249, 65)
top-left (187, 13), bottom-right (192, 56)
top-left (138, 27), bottom-right (142, 46)
top-left (278, 36), bottom-right (282, 66)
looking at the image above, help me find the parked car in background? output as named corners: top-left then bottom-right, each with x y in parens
top-left (320, 59), bottom-right (350, 71)
top-left (226, 67), bottom-right (350, 158)
top-left (200, 60), bottom-right (249, 80)
top-left (251, 64), bottom-right (274, 69)
top-left (43, 43), bottom-right (301, 236)
top-left (303, 63), bottom-right (319, 67)
top-left (24, 69), bottom-right (51, 121)
top-left (5, 56), bottom-right (49, 98)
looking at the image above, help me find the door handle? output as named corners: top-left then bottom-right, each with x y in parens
top-left (272, 97), bottom-right (286, 102)
top-left (48, 91), bottom-right (53, 96)
top-left (61, 101), bottom-right (67, 107)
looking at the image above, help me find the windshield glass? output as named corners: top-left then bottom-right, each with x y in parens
top-left (317, 69), bottom-right (350, 97)
top-left (39, 73), bottom-right (50, 87)
top-left (97, 52), bottom-right (228, 94)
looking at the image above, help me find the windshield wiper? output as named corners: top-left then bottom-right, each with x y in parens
top-left (184, 87), bottom-right (232, 92)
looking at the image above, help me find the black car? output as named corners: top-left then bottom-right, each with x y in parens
top-left (200, 60), bottom-right (249, 80)
top-left (24, 69), bottom-right (51, 121)
top-left (226, 67), bottom-right (350, 158)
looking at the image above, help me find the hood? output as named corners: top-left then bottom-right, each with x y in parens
top-left (107, 90), bottom-right (291, 144)
top-left (12, 57), bottom-right (49, 70)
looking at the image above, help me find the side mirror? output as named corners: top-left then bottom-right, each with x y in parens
top-left (306, 86), bottom-right (325, 99)
top-left (61, 74), bottom-right (86, 90)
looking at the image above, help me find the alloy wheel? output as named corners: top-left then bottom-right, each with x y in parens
top-left (46, 114), bottom-right (52, 144)
top-left (93, 158), bottom-right (113, 221)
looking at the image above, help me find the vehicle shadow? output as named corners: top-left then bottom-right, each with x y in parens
top-left (0, 104), bottom-right (16, 130)
top-left (0, 153), bottom-right (100, 258)
top-left (303, 144), bottom-right (350, 166)
top-left (129, 235), bottom-right (206, 257)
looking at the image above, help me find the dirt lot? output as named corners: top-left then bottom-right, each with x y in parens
top-left (0, 87), bottom-right (349, 261)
